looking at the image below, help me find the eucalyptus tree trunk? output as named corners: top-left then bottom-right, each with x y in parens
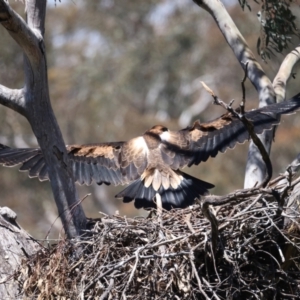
top-left (0, 208), bottom-right (41, 299)
top-left (193, 0), bottom-right (299, 188)
top-left (0, 0), bottom-right (86, 238)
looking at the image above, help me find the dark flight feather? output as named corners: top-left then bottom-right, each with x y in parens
top-left (0, 93), bottom-right (300, 210)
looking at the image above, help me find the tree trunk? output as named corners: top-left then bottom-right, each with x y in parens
top-left (0, 207), bottom-right (41, 299)
top-left (0, 0), bottom-right (86, 238)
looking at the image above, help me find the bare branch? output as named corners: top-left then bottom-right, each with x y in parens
top-left (273, 46), bottom-right (300, 102)
top-left (193, 0), bottom-right (277, 189)
top-left (201, 202), bottom-right (218, 253)
top-left (0, 0), bottom-right (43, 65)
top-left (193, 0), bottom-right (275, 104)
top-left (0, 85), bottom-right (25, 115)
top-left (0, 0), bottom-right (87, 239)
top-left (201, 82), bottom-right (273, 187)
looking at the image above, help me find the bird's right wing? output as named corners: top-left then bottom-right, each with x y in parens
top-left (0, 144), bottom-right (48, 179)
top-left (67, 142), bottom-right (126, 185)
top-left (0, 136), bottom-right (151, 186)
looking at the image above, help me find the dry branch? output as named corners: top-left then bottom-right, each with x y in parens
top-left (201, 80), bottom-right (273, 187)
top-left (193, 0), bottom-right (277, 189)
top-left (9, 170), bottom-right (300, 299)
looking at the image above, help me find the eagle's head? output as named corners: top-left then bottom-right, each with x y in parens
top-left (148, 125), bottom-right (168, 135)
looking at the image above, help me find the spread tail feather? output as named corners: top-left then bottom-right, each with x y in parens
top-left (115, 172), bottom-right (214, 210)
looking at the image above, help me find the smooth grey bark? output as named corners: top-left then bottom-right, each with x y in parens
top-left (273, 46), bottom-right (300, 102)
top-left (0, 0), bottom-right (86, 238)
top-left (193, 0), bottom-right (276, 188)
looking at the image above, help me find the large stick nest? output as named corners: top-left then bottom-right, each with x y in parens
top-left (17, 175), bottom-right (300, 299)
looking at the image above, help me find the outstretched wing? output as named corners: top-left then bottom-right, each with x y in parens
top-left (0, 138), bottom-right (149, 186)
top-left (67, 142), bottom-right (125, 185)
top-left (68, 137), bottom-right (148, 185)
top-left (1, 93), bottom-right (300, 190)
top-left (160, 93), bottom-right (300, 169)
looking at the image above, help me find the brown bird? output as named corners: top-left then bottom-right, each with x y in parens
top-left (0, 94), bottom-right (300, 210)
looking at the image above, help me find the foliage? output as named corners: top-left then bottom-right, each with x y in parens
top-left (239, 0), bottom-right (299, 60)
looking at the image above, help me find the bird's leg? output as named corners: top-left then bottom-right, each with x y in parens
top-left (155, 193), bottom-right (167, 268)
top-left (155, 193), bottom-right (163, 223)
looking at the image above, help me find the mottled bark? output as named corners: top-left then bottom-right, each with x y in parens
top-left (0, 208), bottom-right (41, 299)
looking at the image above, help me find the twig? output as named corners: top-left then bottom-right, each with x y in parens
top-left (202, 277), bottom-right (222, 300)
top-left (189, 253), bottom-right (211, 300)
top-left (201, 202), bottom-right (219, 254)
top-left (185, 213), bottom-right (196, 233)
top-left (122, 247), bottom-right (143, 299)
top-left (264, 210), bottom-right (300, 250)
top-left (201, 81), bottom-right (273, 187)
top-left (99, 271), bottom-right (117, 300)
top-left (15, 163), bottom-right (300, 299)
top-left (210, 241), bottom-right (221, 283)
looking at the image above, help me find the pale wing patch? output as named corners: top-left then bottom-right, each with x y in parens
top-left (68, 145), bottom-right (116, 159)
top-left (199, 115), bottom-right (233, 131)
top-left (123, 137), bottom-right (148, 161)
top-left (189, 128), bottom-right (206, 142)
top-left (131, 136), bottom-right (149, 152)
top-left (131, 137), bottom-right (149, 161)
top-left (188, 117), bottom-right (232, 142)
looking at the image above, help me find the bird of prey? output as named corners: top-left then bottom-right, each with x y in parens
top-left (0, 94), bottom-right (299, 210)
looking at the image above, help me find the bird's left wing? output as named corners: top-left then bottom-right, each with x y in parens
top-left (159, 93), bottom-right (300, 169)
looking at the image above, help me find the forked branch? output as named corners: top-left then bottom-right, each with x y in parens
top-left (0, 0), bottom-right (43, 65)
top-left (193, 0), bottom-right (277, 188)
top-left (201, 81), bottom-right (273, 187)
top-left (193, 0), bottom-right (275, 105)
top-left (0, 0), bottom-right (87, 239)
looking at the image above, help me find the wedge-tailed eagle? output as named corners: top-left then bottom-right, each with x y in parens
top-left (0, 94), bottom-right (299, 210)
